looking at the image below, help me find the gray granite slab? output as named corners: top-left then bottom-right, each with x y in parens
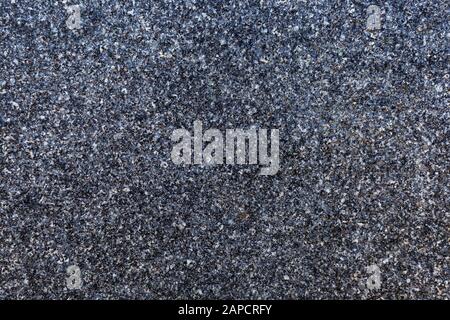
top-left (0, 0), bottom-right (448, 299)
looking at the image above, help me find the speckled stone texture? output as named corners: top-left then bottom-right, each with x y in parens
top-left (0, 0), bottom-right (448, 299)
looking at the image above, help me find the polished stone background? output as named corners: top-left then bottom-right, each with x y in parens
top-left (0, 0), bottom-right (448, 299)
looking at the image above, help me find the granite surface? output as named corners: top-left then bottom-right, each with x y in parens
top-left (0, 0), bottom-right (448, 299)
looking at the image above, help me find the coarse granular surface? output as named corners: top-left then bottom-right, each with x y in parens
top-left (0, 0), bottom-right (448, 299)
